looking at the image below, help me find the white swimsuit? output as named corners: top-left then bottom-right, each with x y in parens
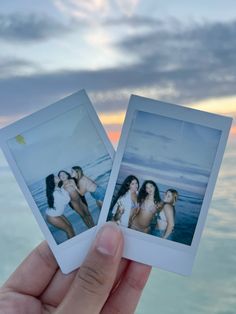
top-left (46, 187), bottom-right (71, 217)
top-left (112, 191), bottom-right (136, 228)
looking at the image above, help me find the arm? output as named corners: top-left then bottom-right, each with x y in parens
top-left (112, 200), bottom-right (124, 222)
top-left (70, 179), bottom-right (82, 194)
top-left (129, 206), bottom-right (140, 226)
top-left (75, 185), bottom-right (82, 195)
top-left (162, 204), bottom-right (175, 239)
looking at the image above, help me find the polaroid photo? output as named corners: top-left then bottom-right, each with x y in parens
top-left (0, 89), bottom-right (114, 274)
top-left (99, 95), bottom-right (232, 276)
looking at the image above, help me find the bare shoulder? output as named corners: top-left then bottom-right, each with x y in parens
top-left (79, 176), bottom-right (86, 182)
top-left (83, 175), bottom-right (91, 182)
top-left (163, 204), bottom-right (174, 212)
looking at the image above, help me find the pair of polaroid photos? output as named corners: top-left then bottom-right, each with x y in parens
top-left (0, 90), bottom-right (232, 275)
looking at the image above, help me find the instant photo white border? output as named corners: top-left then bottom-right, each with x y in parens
top-left (0, 89), bottom-right (114, 274)
top-left (98, 95), bottom-right (232, 276)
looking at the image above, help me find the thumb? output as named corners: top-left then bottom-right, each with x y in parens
top-left (56, 222), bottom-right (124, 314)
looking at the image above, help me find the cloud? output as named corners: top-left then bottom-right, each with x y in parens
top-left (1, 18), bottom-right (236, 119)
top-left (0, 13), bottom-right (73, 43)
top-left (115, 0), bottom-right (139, 16)
top-left (0, 63), bottom-right (183, 117)
top-left (53, 0), bottom-right (110, 20)
top-left (115, 18), bottom-right (236, 101)
top-left (104, 15), bottom-right (162, 27)
top-left (0, 57), bottom-right (42, 78)
top-left (53, 0), bottom-right (140, 20)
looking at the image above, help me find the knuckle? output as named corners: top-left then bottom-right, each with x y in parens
top-left (106, 305), bottom-right (123, 314)
top-left (126, 275), bottom-right (145, 292)
top-left (35, 242), bottom-right (56, 269)
top-left (0, 289), bottom-right (20, 314)
top-left (76, 264), bottom-right (108, 294)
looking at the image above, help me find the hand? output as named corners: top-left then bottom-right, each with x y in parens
top-left (0, 222), bottom-right (151, 314)
top-left (118, 207), bottom-right (124, 215)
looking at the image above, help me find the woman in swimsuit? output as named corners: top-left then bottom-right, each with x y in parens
top-left (58, 170), bottom-right (95, 228)
top-left (129, 180), bottom-right (162, 233)
top-left (154, 189), bottom-right (178, 240)
top-left (45, 174), bottom-right (75, 239)
top-left (111, 175), bottom-right (139, 227)
top-left (71, 166), bottom-right (105, 210)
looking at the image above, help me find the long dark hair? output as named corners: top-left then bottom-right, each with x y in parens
top-left (111, 175), bottom-right (139, 210)
top-left (58, 170), bottom-right (72, 188)
top-left (46, 174), bottom-right (55, 208)
top-left (57, 169), bottom-right (88, 206)
top-left (138, 180), bottom-right (161, 205)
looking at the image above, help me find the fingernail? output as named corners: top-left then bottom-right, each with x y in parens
top-left (95, 223), bottom-right (121, 256)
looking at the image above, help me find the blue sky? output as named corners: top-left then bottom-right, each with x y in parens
top-left (122, 111), bottom-right (221, 195)
top-left (0, 0), bottom-right (236, 139)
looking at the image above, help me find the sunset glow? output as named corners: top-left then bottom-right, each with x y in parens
top-left (99, 96), bottom-right (236, 143)
top-left (230, 125), bottom-right (236, 136)
top-left (99, 111), bottom-right (125, 125)
top-left (190, 96), bottom-right (236, 115)
top-left (107, 130), bottom-right (121, 144)
top-left (0, 115), bottom-right (23, 128)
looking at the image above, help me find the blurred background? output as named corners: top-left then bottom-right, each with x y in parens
top-left (0, 1), bottom-right (235, 313)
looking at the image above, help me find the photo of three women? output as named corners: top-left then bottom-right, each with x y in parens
top-left (111, 175), bottom-right (178, 240)
top-left (45, 166), bottom-right (106, 239)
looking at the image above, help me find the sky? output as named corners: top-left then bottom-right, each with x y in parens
top-left (121, 111), bottom-right (221, 195)
top-left (0, 0), bottom-right (236, 146)
top-left (7, 104), bottom-right (110, 184)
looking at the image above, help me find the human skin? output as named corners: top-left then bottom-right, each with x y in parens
top-left (162, 191), bottom-right (175, 239)
top-left (130, 183), bottom-right (159, 232)
top-left (46, 176), bottom-right (75, 239)
top-left (59, 171), bottom-right (94, 228)
top-left (71, 168), bottom-right (103, 210)
top-left (47, 215), bottom-right (75, 239)
top-left (0, 222), bottom-right (151, 314)
top-left (71, 169), bottom-right (97, 195)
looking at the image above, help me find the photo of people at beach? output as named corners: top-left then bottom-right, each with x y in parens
top-left (7, 104), bottom-right (113, 244)
top-left (110, 175), bottom-right (178, 241)
top-left (107, 110), bottom-right (222, 246)
top-left (45, 167), bottom-right (106, 240)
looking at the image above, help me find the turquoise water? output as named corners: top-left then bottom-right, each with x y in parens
top-left (0, 139), bottom-right (236, 313)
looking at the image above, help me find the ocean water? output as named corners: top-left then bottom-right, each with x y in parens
top-left (0, 139), bottom-right (236, 314)
top-left (29, 154), bottom-right (111, 244)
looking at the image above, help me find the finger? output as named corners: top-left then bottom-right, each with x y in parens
top-left (40, 269), bottom-right (77, 307)
top-left (3, 241), bottom-right (58, 296)
top-left (56, 222), bottom-right (124, 314)
top-left (101, 262), bottom-right (151, 314)
top-left (111, 258), bottom-right (129, 292)
top-left (40, 258), bottom-right (129, 307)
top-left (40, 258), bottom-right (129, 308)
